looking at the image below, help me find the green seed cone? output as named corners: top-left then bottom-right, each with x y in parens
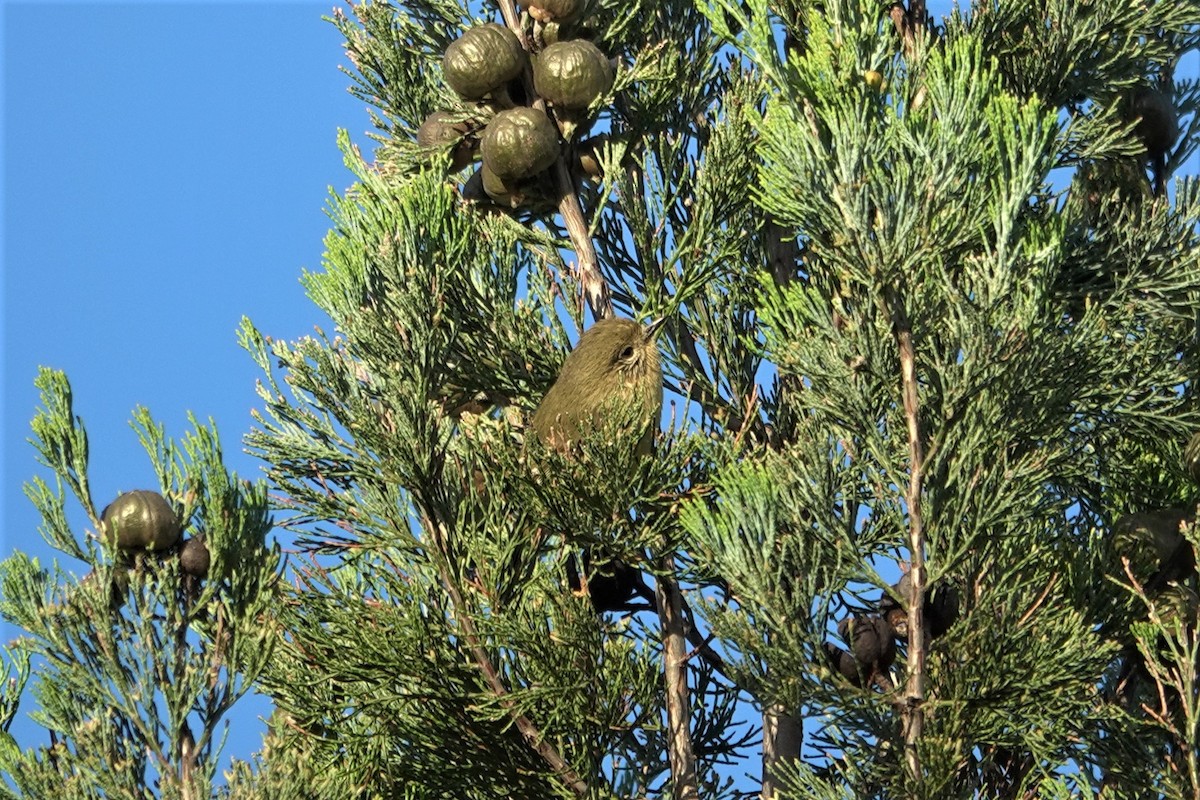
top-left (533, 39), bottom-right (613, 110)
top-left (101, 490), bottom-right (181, 552)
top-left (442, 24), bottom-right (527, 100)
top-left (480, 107), bottom-right (560, 181)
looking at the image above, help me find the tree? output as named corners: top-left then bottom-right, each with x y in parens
top-left (3, 0), bottom-right (1200, 798)
top-left (0, 370), bottom-right (279, 799)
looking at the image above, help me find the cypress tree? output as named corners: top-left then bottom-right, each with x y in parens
top-left (3, 2), bottom-right (1199, 798)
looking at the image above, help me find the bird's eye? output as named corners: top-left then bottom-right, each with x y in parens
top-left (619, 346), bottom-right (635, 360)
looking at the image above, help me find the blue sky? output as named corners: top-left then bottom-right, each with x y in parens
top-left (3, 0), bottom-right (367, 770)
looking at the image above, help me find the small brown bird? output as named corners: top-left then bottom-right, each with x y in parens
top-left (826, 615), bottom-right (897, 689)
top-left (838, 615), bottom-right (896, 671)
top-left (823, 641), bottom-right (864, 686)
top-left (531, 317), bottom-right (665, 455)
top-left (533, 316), bottom-right (665, 614)
top-left (1127, 85), bottom-right (1179, 164)
top-left (1112, 509), bottom-right (1196, 594)
top-left (566, 550), bottom-right (655, 613)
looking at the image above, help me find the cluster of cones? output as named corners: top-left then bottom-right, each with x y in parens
top-left (824, 573), bottom-right (960, 689)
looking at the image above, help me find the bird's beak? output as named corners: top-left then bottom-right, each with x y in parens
top-left (643, 316), bottom-right (668, 341)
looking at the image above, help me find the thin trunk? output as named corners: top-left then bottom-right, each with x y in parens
top-left (656, 556), bottom-right (700, 800)
top-left (761, 221), bottom-right (803, 800)
top-left (887, 286), bottom-right (927, 790)
top-left (761, 704), bottom-right (801, 800)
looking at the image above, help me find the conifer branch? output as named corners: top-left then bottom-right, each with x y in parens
top-left (680, 594), bottom-right (730, 679)
top-left (553, 158), bottom-right (613, 320)
top-left (674, 321), bottom-right (764, 442)
top-left (885, 284), bottom-right (928, 789)
top-left (428, 517), bottom-right (589, 797)
top-left (675, 323), bottom-right (730, 422)
top-left (655, 553), bottom-right (700, 800)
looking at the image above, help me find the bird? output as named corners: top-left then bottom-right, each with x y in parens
top-left (531, 316), bottom-right (665, 456)
top-left (878, 573), bottom-right (960, 641)
top-left (531, 316), bottom-right (665, 613)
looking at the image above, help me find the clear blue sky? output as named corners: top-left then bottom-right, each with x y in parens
top-left (3, 0), bottom-right (367, 768)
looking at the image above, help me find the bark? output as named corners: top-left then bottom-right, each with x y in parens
top-left (761, 704), bottom-right (801, 800)
top-left (886, 286), bottom-right (927, 790)
top-left (656, 557), bottom-right (701, 800)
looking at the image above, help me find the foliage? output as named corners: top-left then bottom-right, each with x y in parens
top-left (0, 369), bottom-right (280, 800)
top-left (4, 0), bottom-right (1200, 798)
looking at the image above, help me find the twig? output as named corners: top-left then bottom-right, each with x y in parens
top-left (674, 320), bottom-right (751, 437)
top-left (732, 384), bottom-right (761, 448)
top-left (496, 0), bottom-right (522, 41)
top-left (1016, 575), bottom-right (1058, 628)
top-left (554, 159), bottom-right (613, 320)
top-left (677, 592), bottom-right (732, 680)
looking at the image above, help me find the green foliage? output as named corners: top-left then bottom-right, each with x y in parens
top-left (5, 0), bottom-right (1200, 798)
top-left (240, 128), bottom-right (742, 793)
top-left (239, 0), bottom-right (1200, 796)
top-left (0, 369), bottom-right (280, 800)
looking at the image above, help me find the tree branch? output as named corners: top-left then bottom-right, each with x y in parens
top-left (655, 553), bottom-right (700, 800)
top-left (888, 1), bottom-right (926, 60)
top-left (496, 0), bottom-right (523, 43)
top-left (679, 592), bottom-right (731, 680)
top-left (429, 517), bottom-right (589, 797)
top-left (675, 320), bottom-right (735, 423)
top-left (553, 158), bottom-right (613, 320)
top-left (885, 285), bottom-right (927, 790)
